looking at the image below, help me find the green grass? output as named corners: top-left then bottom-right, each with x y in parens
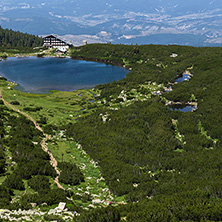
top-left (0, 77), bottom-right (165, 209)
top-left (2, 82), bottom-right (98, 126)
top-left (198, 120), bottom-right (218, 147)
top-left (172, 119), bottom-right (185, 145)
top-left (48, 140), bottom-right (126, 207)
top-left (0, 78), bottom-right (125, 209)
top-left (0, 75), bottom-right (165, 210)
top-left (0, 176), bottom-right (5, 185)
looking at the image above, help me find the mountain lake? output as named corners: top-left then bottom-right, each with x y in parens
top-left (0, 57), bottom-right (128, 93)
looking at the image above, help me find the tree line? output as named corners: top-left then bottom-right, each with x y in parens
top-left (0, 26), bottom-right (43, 48)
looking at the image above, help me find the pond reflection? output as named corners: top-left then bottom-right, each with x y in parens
top-left (169, 104), bottom-right (196, 112)
top-left (175, 74), bottom-right (191, 83)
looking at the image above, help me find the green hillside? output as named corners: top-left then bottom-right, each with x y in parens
top-left (0, 44), bottom-right (222, 221)
top-left (70, 44), bottom-right (222, 221)
top-left (0, 26), bottom-right (43, 48)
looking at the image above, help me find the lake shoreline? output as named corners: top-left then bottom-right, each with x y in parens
top-left (71, 55), bottom-right (130, 70)
top-left (0, 56), bottom-right (128, 94)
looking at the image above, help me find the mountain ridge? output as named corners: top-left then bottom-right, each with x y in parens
top-left (0, 0), bottom-right (222, 46)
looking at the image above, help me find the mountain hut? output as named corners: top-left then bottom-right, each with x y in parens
top-left (43, 34), bottom-right (72, 49)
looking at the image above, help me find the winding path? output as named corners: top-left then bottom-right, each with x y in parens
top-left (0, 88), bottom-right (65, 190)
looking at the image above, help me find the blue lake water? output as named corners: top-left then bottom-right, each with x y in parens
top-left (0, 57), bottom-right (128, 93)
top-left (167, 73), bottom-right (195, 112)
top-left (169, 104), bottom-right (196, 112)
top-left (175, 74), bottom-right (191, 83)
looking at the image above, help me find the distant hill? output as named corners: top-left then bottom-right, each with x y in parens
top-left (0, 0), bottom-right (222, 46)
top-left (0, 26), bottom-right (43, 48)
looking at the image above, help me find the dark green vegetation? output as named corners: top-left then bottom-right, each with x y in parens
top-left (0, 143), bottom-right (5, 174)
top-left (0, 85), bottom-right (79, 211)
top-left (0, 26), bottom-right (43, 48)
top-left (0, 26), bottom-right (43, 57)
top-left (28, 175), bottom-right (50, 191)
top-left (58, 162), bottom-right (84, 185)
top-left (79, 206), bottom-right (121, 222)
top-left (69, 44), bottom-right (222, 221)
top-left (4, 115), bottom-right (55, 182)
top-left (1, 43), bottom-right (222, 221)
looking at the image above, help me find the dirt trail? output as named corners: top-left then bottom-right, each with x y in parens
top-left (41, 135), bottom-right (64, 190)
top-left (0, 88), bottom-right (65, 190)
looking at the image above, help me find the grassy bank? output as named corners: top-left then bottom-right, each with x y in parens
top-left (1, 81), bottom-right (98, 126)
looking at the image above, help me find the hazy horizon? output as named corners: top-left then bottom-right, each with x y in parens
top-left (0, 0), bottom-right (222, 46)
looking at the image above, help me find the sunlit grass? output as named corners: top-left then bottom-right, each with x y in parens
top-left (1, 82), bottom-right (97, 125)
top-left (48, 140), bottom-right (126, 207)
top-left (0, 79), bottom-right (126, 209)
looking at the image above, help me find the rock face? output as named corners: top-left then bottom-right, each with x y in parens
top-left (30, 203), bottom-right (37, 208)
top-left (0, 205), bottom-right (76, 221)
top-left (57, 202), bottom-right (66, 211)
top-left (92, 199), bottom-right (103, 204)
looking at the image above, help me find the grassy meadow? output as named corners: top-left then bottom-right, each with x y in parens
top-left (1, 80), bottom-right (98, 126)
top-left (0, 77), bottom-right (125, 210)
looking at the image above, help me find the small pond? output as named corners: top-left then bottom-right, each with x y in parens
top-left (166, 72), bottom-right (196, 112)
top-left (0, 57), bottom-right (128, 93)
top-left (169, 104), bottom-right (196, 112)
top-left (175, 74), bottom-right (191, 83)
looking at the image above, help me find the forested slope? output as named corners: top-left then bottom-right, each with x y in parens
top-left (0, 26), bottom-right (43, 48)
top-left (70, 44), bottom-right (222, 221)
top-left (0, 78), bottom-right (77, 210)
top-left (0, 43), bottom-right (222, 221)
